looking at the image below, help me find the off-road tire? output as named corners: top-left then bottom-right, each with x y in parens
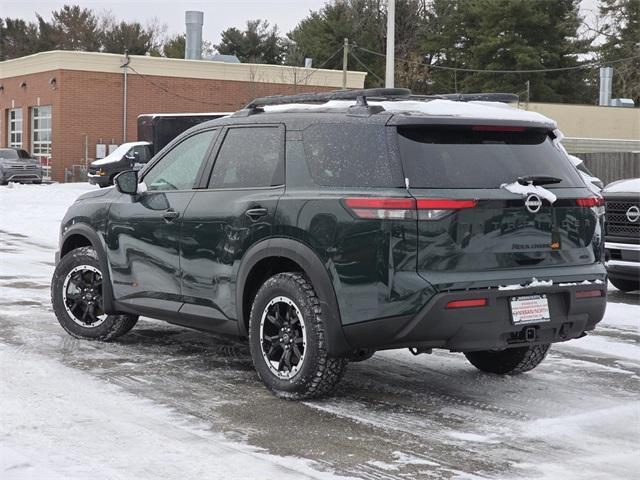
top-left (51, 246), bottom-right (138, 341)
top-left (609, 277), bottom-right (639, 293)
top-left (249, 272), bottom-right (348, 400)
top-left (464, 344), bottom-right (550, 375)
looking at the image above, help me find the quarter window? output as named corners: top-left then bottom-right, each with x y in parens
top-left (208, 127), bottom-right (283, 189)
top-left (31, 106), bottom-right (52, 164)
top-left (302, 124), bottom-right (396, 187)
top-left (8, 109), bottom-right (23, 148)
top-left (143, 130), bottom-right (215, 191)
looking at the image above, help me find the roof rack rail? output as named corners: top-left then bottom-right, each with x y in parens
top-left (409, 93), bottom-right (519, 103)
top-left (233, 88), bottom-right (518, 117)
top-left (243, 88), bottom-right (411, 110)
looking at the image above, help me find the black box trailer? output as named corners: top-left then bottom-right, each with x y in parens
top-left (137, 112), bottom-right (230, 156)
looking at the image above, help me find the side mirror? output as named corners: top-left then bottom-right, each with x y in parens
top-left (114, 170), bottom-right (138, 195)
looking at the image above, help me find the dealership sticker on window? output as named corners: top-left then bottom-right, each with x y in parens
top-left (510, 294), bottom-right (551, 325)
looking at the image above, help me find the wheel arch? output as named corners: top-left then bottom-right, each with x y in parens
top-left (236, 238), bottom-right (351, 357)
top-left (59, 224), bottom-right (117, 314)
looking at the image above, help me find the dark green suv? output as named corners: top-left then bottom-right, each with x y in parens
top-left (51, 89), bottom-right (607, 399)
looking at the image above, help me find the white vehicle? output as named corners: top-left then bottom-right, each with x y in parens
top-left (87, 141), bottom-right (152, 187)
top-left (603, 178), bottom-right (640, 292)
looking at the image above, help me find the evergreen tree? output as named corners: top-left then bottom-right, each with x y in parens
top-left (0, 18), bottom-right (40, 60)
top-left (454, 0), bottom-right (592, 103)
top-left (216, 20), bottom-right (285, 64)
top-left (101, 20), bottom-right (161, 56)
top-left (598, 0), bottom-right (640, 105)
top-left (50, 5), bottom-right (102, 51)
top-left (163, 34), bottom-right (185, 59)
top-left (288, 0), bottom-right (387, 87)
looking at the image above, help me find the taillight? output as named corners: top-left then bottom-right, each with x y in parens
top-left (446, 298), bottom-right (488, 309)
top-left (575, 290), bottom-right (603, 299)
top-left (576, 197), bottom-right (604, 207)
top-left (343, 197), bottom-right (416, 220)
top-left (417, 198), bottom-right (477, 220)
top-left (344, 197), bottom-right (478, 220)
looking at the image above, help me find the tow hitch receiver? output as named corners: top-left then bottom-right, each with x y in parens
top-left (524, 327), bottom-right (537, 342)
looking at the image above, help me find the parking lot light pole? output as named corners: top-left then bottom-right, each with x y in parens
top-left (342, 38), bottom-right (348, 89)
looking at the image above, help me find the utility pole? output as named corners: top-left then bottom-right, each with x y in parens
top-left (385, 0), bottom-right (395, 88)
top-left (526, 80), bottom-right (530, 108)
top-left (121, 49), bottom-right (130, 143)
top-left (342, 38), bottom-right (349, 89)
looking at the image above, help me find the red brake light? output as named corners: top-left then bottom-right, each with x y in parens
top-left (344, 197), bottom-right (416, 220)
top-left (471, 125), bottom-right (526, 132)
top-left (344, 198), bottom-right (415, 210)
top-left (576, 197), bottom-right (604, 207)
top-left (446, 298), bottom-right (488, 309)
top-left (344, 197), bottom-right (478, 220)
top-left (417, 199), bottom-right (478, 210)
top-left (575, 290), bottom-right (603, 299)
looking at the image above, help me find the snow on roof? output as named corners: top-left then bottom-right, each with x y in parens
top-left (264, 99), bottom-right (556, 125)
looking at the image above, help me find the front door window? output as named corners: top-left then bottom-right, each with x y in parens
top-left (144, 130), bottom-right (216, 191)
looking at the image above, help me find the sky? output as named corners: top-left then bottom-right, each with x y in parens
top-left (3, 0), bottom-right (600, 47)
top-left (2, 0), bottom-right (329, 45)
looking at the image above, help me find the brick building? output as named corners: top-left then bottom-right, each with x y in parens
top-left (0, 50), bottom-right (366, 182)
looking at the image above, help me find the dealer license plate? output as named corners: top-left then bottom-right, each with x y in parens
top-left (510, 294), bottom-right (551, 325)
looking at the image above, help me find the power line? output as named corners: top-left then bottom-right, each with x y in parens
top-left (349, 49), bottom-right (384, 84)
top-left (353, 44), bottom-right (640, 74)
top-left (127, 65), bottom-right (237, 107)
top-left (294, 45), bottom-right (345, 85)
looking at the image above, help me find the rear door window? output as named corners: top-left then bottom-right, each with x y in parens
top-left (303, 124), bottom-right (398, 187)
top-left (397, 126), bottom-right (584, 189)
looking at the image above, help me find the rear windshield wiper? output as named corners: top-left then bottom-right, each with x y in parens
top-left (517, 175), bottom-right (562, 186)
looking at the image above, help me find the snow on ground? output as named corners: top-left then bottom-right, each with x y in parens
top-left (0, 345), bottom-right (349, 480)
top-left (1, 183), bottom-right (639, 480)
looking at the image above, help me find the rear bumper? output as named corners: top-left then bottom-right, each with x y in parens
top-left (343, 283), bottom-right (607, 352)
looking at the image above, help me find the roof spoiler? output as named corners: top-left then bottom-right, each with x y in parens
top-left (410, 93), bottom-right (519, 103)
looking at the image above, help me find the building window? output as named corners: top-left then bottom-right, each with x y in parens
top-left (31, 106), bottom-right (52, 164)
top-left (8, 108), bottom-right (23, 148)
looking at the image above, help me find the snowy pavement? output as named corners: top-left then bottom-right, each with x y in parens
top-left (1, 183), bottom-right (638, 480)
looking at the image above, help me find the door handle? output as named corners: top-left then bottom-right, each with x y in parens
top-left (162, 209), bottom-right (180, 222)
top-left (245, 207), bottom-right (268, 221)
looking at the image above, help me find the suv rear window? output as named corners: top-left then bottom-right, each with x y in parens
top-left (303, 124), bottom-right (396, 187)
top-left (397, 126), bottom-right (584, 189)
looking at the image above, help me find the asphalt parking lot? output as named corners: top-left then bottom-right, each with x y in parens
top-left (1, 184), bottom-right (638, 480)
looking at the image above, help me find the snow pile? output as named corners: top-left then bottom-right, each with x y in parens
top-left (498, 278), bottom-right (554, 290)
top-left (498, 279), bottom-right (606, 290)
top-left (500, 181), bottom-right (558, 204)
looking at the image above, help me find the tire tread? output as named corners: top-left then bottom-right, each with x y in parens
top-left (464, 344), bottom-right (550, 375)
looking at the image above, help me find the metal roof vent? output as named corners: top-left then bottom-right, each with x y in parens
top-left (185, 11), bottom-right (204, 60)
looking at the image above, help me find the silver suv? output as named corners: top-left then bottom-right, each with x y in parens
top-left (0, 148), bottom-right (43, 185)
